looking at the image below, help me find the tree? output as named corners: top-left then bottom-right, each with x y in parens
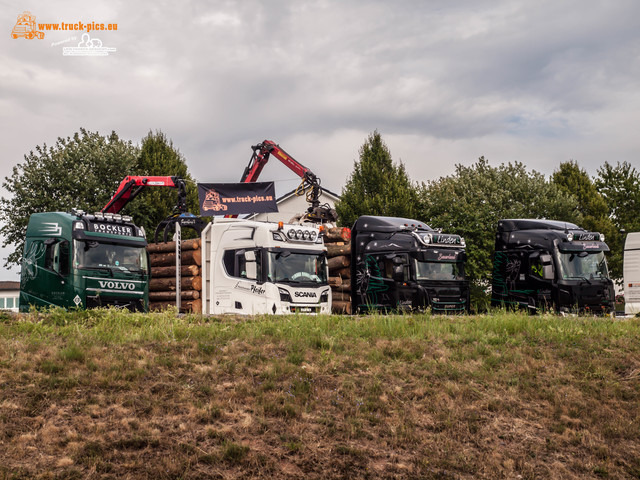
top-left (595, 161), bottom-right (640, 233)
top-left (420, 157), bottom-right (580, 305)
top-left (595, 161), bottom-right (640, 284)
top-left (0, 129), bottom-right (202, 267)
top-left (0, 129), bottom-right (138, 266)
top-left (336, 131), bottom-right (420, 227)
top-left (122, 131), bottom-right (201, 240)
top-left (552, 161), bottom-right (621, 279)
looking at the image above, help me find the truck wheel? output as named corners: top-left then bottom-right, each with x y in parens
top-left (12, 34), bottom-right (18, 39)
top-left (27, 32), bottom-right (33, 39)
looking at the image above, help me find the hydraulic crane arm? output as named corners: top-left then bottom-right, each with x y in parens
top-left (242, 140), bottom-right (310, 183)
top-left (102, 176), bottom-right (187, 214)
top-left (236, 140), bottom-right (337, 223)
top-left (102, 175), bottom-right (205, 242)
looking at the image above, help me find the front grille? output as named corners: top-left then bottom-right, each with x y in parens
top-left (432, 297), bottom-right (466, 313)
top-left (86, 295), bottom-right (145, 312)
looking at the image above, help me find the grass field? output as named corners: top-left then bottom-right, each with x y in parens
top-left (1, 309), bottom-right (639, 479)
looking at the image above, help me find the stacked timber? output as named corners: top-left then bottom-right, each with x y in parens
top-left (324, 226), bottom-right (352, 314)
top-left (147, 238), bottom-right (202, 313)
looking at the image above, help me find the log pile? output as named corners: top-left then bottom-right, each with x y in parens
top-left (147, 238), bottom-right (202, 313)
top-left (324, 227), bottom-right (352, 314)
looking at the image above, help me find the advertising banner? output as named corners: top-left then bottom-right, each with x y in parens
top-left (197, 182), bottom-right (278, 216)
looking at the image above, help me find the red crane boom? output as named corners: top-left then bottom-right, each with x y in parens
top-left (235, 140), bottom-right (337, 223)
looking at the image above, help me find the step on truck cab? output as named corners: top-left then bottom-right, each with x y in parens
top-left (491, 219), bottom-right (614, 314)
top-left (201, 219), bottom-right (331, 314)
top-left (351, 216), bottom-right (469, 313)
top-left (20, 210), bottom-right (149, 311)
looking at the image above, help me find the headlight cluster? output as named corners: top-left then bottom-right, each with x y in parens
top-left (278, 287), bottom-right (292, 302)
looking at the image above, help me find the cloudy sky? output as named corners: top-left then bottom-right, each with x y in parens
top-left (1, 0), bottom-right (639, 278)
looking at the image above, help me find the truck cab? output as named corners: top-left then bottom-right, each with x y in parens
top-left (350, 216), bottom-right (469, 313)
top-left (20, 210), bottom-right (149, 311)
top-left (201, 219), bottom-right (331, 314)
top-left (491, 219), bottom-right (614, 314)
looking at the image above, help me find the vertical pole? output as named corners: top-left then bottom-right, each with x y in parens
top-left (175, 223), bottom-right (182, 312)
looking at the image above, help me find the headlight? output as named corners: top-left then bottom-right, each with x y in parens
top-left (278, 288), bottom-right (292, 302)
top-left (567, 233), bottom-right (574, 242)
top-left (310, 231), bottom-right (318, 241)
top-left (296, 229), bottom-right (303, 240)
top-left (303, 230), bottom-right (311, 240)
top-left (287, 229), bottom-right (295, 239)
top-left (320, 290), bottom-right (330, 303)
top-left (600, 234), bottom-right (605, 242)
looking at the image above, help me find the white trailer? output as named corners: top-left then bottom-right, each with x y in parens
top-left (624, 232), bottom-right (640, 315)
top-left (201, 219), bottom-right (331, 315)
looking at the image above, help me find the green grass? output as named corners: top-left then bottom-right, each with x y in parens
top-left (1, 308), bottom-right (639, 479)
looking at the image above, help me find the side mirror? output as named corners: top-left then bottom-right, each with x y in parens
top-left (530, 252), bottom-right (555, 281)
top-left (244, 250), bottom-right (257, 280)
top-left (540, 254), bottom-right (554, 280)
top-left (391, 256), bottom-right (405, 265)
top-left (393, 265), bottom-right (404, 282)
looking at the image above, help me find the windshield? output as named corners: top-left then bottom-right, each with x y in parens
top-left (73, 240), bottom-right (148, 274)
top-left (415, 260), bottom-right (465, 281)
top-left (557, 251), bottom-right (609, 280)
top-left (267, 251), bottom-right (328, 284)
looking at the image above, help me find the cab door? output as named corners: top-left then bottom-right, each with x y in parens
top-left (42, 238), bottom-right (73, 307)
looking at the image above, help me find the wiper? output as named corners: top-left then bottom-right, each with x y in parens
top-left (125, 267), bottom-right (145, 275)
top-left (92, 266), bottom-right (114, 277)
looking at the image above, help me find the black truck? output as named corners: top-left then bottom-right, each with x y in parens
top-left (491, 219), bottom-right (615, 314)
top-left (350, 216), bottom-right (469, 313)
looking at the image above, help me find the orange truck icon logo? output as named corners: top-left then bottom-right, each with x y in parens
top-left (202, 189), bottom-right (228, 212)
top-left (12, 11), bottom-right (44, 39)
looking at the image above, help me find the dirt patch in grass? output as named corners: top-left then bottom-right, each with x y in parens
top-left (0, 311), bottom-right (639, 478)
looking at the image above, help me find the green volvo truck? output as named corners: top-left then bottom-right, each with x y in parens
top-left (19, 210), bottom-right (149, 311)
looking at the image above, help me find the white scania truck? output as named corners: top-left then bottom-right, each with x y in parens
top-left (200, 219), bottom-right (331, 314)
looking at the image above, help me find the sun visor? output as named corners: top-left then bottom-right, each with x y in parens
top-left (558, 241), bottom-right (609, 253)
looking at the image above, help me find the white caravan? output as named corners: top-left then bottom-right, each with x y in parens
top-left (624, 232), bottom-right (640, 315)
top-left (201, 219), bottom-right (331, 314)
